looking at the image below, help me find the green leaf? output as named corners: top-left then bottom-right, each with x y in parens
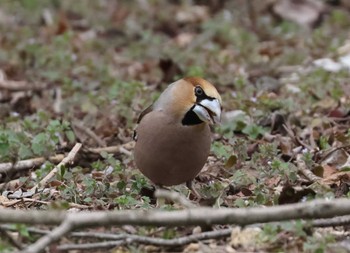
top-left (84, 197), bottom-right (92, 203)
top-left (0, 134), bottom-right (10, 157)
top-left (31, 133), bottom-right (47, 155)
top-left (15, 224), bottom-right (30, 238)
top-left (65, 130), bottom-right (75, 143)
top-left (242, 124), bottom-right (266, 139)
top-left (18, 145), bottom-right (33, 159)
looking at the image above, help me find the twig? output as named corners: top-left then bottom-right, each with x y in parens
top-left (119, 146), bottom-right (132, 156)
top-left (319, 145), bottom-right (350, 164)
top-left (88, 141), bottom-right (134, 154)
top-left (0, 155), bottom-right (64, 174)
top-left (296, 154), bottom-right (322, 183)
top-left (23, 220), bottom-right (73, 253)
top-left (58, 228), bottom-right (233, 251)
top-left (72, 121), bottom-right (106, 147)
top-left (53, 87), bottom-right (62, 114)
top-left (4, 214), bottom-right (350, 252)
top-left (1, 198), bottom-right (89, 209)
top-left (154, 189), bottom-right (196, 208)
top-left (30, 143), bottom-right (82, 193)
top-left (328, 116), bottom-right (350, 122)
top-left (0, 80), bottom-right (47, 91)
top-left (3, 198), bottom-right (350, 252)
top-left (1, 198), bottom-right (350, 227)
top-left (283, 124), bottom-right (313, 151)
top-left (311, 214), bottom-right (350, 227)
top-left (0, 142), bottom-right (134, 178)
top-left (1, 198), bottom-right (51, 207)
top-left (58, 240), bottom-right (125, 251)
top-left (4, 214), bottom-right (350, 242)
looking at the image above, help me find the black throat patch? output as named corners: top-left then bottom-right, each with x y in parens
top-left (182, 105), bottom-right (203, 125)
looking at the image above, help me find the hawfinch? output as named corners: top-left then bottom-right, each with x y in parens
top-left (134, 77), bottom-right (222, 192)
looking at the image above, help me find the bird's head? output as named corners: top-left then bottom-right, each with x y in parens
top-left (154, 77), bottom-right (222, 126)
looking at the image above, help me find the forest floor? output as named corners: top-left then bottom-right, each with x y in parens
top-left (1, 1), bottom-right (350, 252)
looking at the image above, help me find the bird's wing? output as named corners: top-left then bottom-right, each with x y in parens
top-left (137, 104), bottom-right (153, 124)
top-left (133, 104), bottom-right (154, 141)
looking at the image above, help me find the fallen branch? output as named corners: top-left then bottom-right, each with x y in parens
top-left (88, 141), bottom-right (134, 155)
top-left (2, 198), bottom-right (350, 252)
top-left (1, 198), bottom-right (350, 227)
top-left (0, 80), bottom-right (47, 91)
top-left (4, 214), bottom-right (350, 251)
top-left (24, 220), bottom-right (73, 253)
top-left (311, 214), bottom-right (350, 227)
top-left (1, 197), bottom-right (89, 209)
top-left (296, 154), bottom-right (322, 183)
top-left (319, 144), bottom-right (350, 164)
top-left (0, 155), bottom-right (64, 175)
top-left (30, 143), bottom-right (82, 192)
top-left (5, 214), bottom-right (350, 239)
top-left (58, 240), bottom-right (125, 251)
top-left (0, 142), bottom-right (134, 179)
top-left (57, 227), bottom-right (232, 251)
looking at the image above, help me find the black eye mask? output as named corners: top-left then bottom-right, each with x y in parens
top-left (181, 86), bottom-right (215, 126)
top-left (194, 86), bottom-right (214, 103)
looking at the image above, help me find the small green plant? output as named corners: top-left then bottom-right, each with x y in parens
top-left (211, 141), bottom-right (233, 159)
top-left (242, 123), bottom-right (267, 140)
top-left (0, 119), bottom-right (75, 162)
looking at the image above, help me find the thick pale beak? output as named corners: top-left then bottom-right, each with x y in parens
top-left (193, 98), bottom-right (221, 125)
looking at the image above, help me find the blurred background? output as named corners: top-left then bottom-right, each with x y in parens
top-left (1, 1), bottom-right (349, 141)
top-left (1, 1), bottom-right (350, 251)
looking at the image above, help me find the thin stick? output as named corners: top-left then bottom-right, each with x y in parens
top-left (0, 80), bottom-right (46, 91)
top-left (0, 142), bottom-right (134, 177)
top-left (296, 154), bottom-right (322, 183)
top-left (72, 121), bottom-right (106, 147)
top-left (311, 214), bottom-right (350, 227)
top-left (88, 141), bottom-right (134, 154)
top-left (30, 143), bottom-right (82, 192)
top-left (58, 228), bottom-right (232, 250)
top-left (3, 215), bottom-right (350, 241)
top-left (23, 220), bottom-right (73, 253)
top-left (4, 214), bottom-right (350, 252)
top-left (0, 155), bottom-right (64, 174)
top-left (1, 198), bottom-right (89, 209)
top-left (58, 240), bottom-right (125, 251)
top-left (1, 198), bottom-right (350, 227)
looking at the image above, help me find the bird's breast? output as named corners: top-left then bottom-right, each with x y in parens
top-left (134, 111), bottom-right (211, 186)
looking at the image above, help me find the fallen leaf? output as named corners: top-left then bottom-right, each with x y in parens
top-left (272, 0), bottom-right (325, 28)
top-left (230, 227), bottom-right (261, 249)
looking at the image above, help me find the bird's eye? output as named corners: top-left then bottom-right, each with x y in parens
top-left (195, 86), bottom-right (204, 96)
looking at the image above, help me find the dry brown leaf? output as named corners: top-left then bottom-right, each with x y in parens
top-left (322, 148), bottom-right (349, 170)
top-left (184, 243), bottom-right (200, 253)
top-left (0, 195), bottom-right (9, 205)
top-left (230, 227), bottom-right (261, 249)
top-left (322, 172), bottom-right (350, 185)
top-left (322, 165), bottom-right (338, 179)
top-left (272, 0), bottom-right (325, 28)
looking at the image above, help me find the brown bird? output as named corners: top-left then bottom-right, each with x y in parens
top-left (134, 77), bottom-right (221, 194)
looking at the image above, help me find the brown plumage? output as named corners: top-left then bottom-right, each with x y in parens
top-left (134, 77), bottom-right (221, 187)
